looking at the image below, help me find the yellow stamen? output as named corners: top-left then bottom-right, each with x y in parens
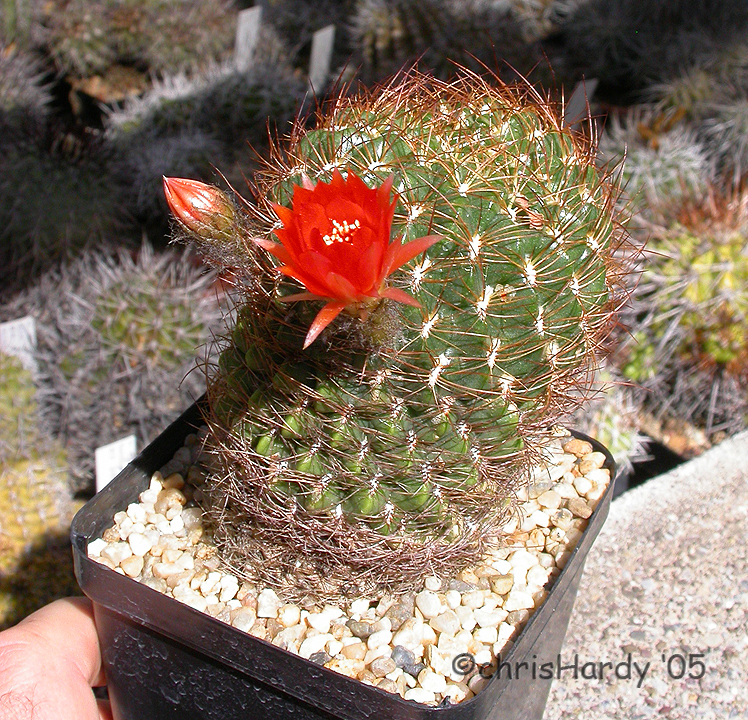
top-left (322, 218), bottom-right (361, 245)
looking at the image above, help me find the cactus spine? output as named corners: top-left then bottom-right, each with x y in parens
top-left (172, 71), bottom-right (626, 598)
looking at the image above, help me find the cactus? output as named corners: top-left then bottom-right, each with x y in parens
top-left (349, 0), bottom-right (546, 85)
top-left (42, 0), bottom-right (238, 79)
top-left (2, 244), bottom-right (223, 492)
top-left (257, 0), bottom-right (357, 70)
top-left (0, 136), bottom-right (129, 299)
top-left (106, 49), bottom-right (306, 236)
top-left (168, 70), bottom-right (627, 598)
top-left (0, 45), bottom-right (52, 143)
top-left (0, 352), bottom-right (78, 629)
top-left (699, 99), bottom-right (748, 188)
top-left (598, 106), bottom-right (715, 221)
top-left (614, 192), bottom-right (748, 438)
top-left (552, 0), bottom-right (748, 102)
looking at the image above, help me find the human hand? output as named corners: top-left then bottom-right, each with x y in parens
top-left (0, 597), bottom-right (111, 720)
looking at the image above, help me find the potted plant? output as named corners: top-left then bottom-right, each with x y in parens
top-left (72, 68), bottom-right (628, 719)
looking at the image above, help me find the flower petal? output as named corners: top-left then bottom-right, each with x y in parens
top-left (254, 238), bottom-right (294, 266)
top-left (303, 302), bottom-right (346, 349)
top-left (380, 286), bottom-right (421, 307)
top-left (383, 234), bottom-right (441, 276)
top-left (277, 292), bottom-right (323, 303)
top-left (323, 271), bottom-right (360, 303)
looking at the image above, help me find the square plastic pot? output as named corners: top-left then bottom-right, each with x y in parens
top-left (72, 400), bottom-right (617, 720)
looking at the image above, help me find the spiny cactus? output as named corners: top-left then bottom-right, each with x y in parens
top-left (0, 45), bottom-right (52, 143)
top-left (168, 70), bottom-right (627, 598)
top-left (42, 0), bottom-right (238, 79)
top-left (349, 0), bottom-right (547, 86)
top-left (0, 352), bottom-right (78, 629)
top-left (106, 50), bottom-right (306, 236)
top-left (2, 244), bottom-right (223, 492)
top-left (699, 99), bottom-right (748, 188)
top-left (552, 0), bottom-right (748, 102)
top-left (0, 136), bottom-right (129, 299)
top-left (615, 191), bottom-right (748, 438)
top-left (598, 106), bottom-right (716, 221)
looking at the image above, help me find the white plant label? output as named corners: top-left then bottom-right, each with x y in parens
top-left (0, 316), bottom-right (37, 374)
top-left (235, 6), bottom-right (262, 73)
top-left (309, 24), bottom-right (335, 93)
top-left (563, 78), bottom-right (599, 129)
top-left (95, 435), bottom-right (138, 493)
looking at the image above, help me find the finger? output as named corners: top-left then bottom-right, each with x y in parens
top-left (17, 597), bottom-right (106, 687)
top-left (0, 597), bottom-right (106, 720)
top-left (98, 698), bottom-right (114, 720)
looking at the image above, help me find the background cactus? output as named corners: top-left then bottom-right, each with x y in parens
top-left (0, 352), bottom-right (78, 630)
top-left (0, 135), bottom-right (128, 300)
top-left (42, 0), bottom-right (239, 80)
top-left (614, 190), bottom-right (748, 440)
top-left (349, 0), bottom-right (548, 86)
top-left (597, 106), bottom-right (716, 222)
top-left (105, 41), bottom-right (306, 238)
top-left (172, 70), bottom-right (628, 598)
top-left (0, 44), bottom-right (52, 143)
top-left (549, 0), bottom-right (748, 103)
top-left (1, 244), bottom-right (223, 493)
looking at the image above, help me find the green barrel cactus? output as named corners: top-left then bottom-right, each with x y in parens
top-left (167, 70), bottom-right (627, 597)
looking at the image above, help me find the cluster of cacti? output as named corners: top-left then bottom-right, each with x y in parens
top-left (0, 352), bottom-right (78, 630)
top-left (105, 40), bottom-right (306, 236)
top-left (41, 0), bottom-right (239, 79)
top-left (349, 0), bottom-right (547, 86)
top-left (614, 192), bottom-right (748, 439)
top-left (257, 0), bottom-right (357, 70)
top-left (551, 0), bottom-right (748, 102)
top-left (1, 244), bottom-right (223, 492)
top-left (166, 69), bottom-right (627, 598)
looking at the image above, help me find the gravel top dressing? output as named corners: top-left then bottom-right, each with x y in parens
top-left (89, 428), bottom-right (611, 707)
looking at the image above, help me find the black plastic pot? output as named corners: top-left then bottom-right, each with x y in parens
top-left (72, 401), bottom-right (617, 720)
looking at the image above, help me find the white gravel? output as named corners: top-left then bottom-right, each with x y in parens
top-left (89, 429), bottom-right (611, 707)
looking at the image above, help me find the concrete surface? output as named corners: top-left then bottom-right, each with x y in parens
top-left (545, 430), bottom-right (748, 719)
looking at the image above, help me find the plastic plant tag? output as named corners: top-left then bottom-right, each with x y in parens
top-left (235, 6), bottom-right (262, 72)
top-left (95, 435), bottom-right (138, 493)
top-left (0, 316), bottom-right (37, 374)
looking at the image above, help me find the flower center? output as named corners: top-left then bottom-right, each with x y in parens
top-left (322, 218), bottom-right (361, 246)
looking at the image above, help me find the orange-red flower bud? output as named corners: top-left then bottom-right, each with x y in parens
top-left (163, 177), bottom-right (234, 236)
top-left (255, 170), bottom-right (440, 348)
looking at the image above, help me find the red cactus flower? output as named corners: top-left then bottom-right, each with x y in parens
top-left (163, 177), bottom-right (233, 236)
top-left (255, 170), bottom-right (440, 348)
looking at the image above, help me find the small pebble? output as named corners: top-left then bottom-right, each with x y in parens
top-left (370, 657), bottom-right (397, 677)
top-left (257, 589), bottom-right (282, 618)
top-left (415, 590), bottom-right (442, 619)
top-left (348, 620), bottom-right (374, 639)
top-left (566, 497), bottom-right (593, 519)
top-left (562, 438), bottom-right (593, 457)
